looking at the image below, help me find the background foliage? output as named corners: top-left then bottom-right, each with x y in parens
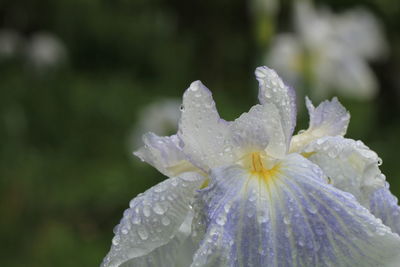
top-left (0, 0), bottom-right (399, 266)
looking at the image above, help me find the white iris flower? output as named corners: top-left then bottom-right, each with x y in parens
top-left (102, 66), bottom-right (400, 267)
top-left (268, 2), bottom-right (387, 100)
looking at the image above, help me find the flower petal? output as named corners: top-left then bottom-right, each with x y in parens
top-left (134, 133), bottom-right (197, 177)
top-left (370, 183), bottom-right (400, 235)
top-left (191, 154), bottom-right (400, 267)
top-left (101, 172), bottom-right (204, 267)
top-left (267, 34), bottom-right (302, 87)
top-left (255, 66), bottom-right (297, 148)
top-left (290, 97), bottom-right (350, 152)
top-left (178, 81), bottom-right (234, 171)
top-left (229, 103), bottom-right (286, 159)
top-left (334, 7), bottom-right (387, 60)
top-left (120, 212), bottom-right (198, 267)
top-left (300, 136), bottom-right (385, 207)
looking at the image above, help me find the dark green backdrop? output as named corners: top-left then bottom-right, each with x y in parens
top-left (0, 0), bottom-right (399, 265)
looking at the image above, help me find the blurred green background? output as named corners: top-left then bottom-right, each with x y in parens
top-left (0, 0), bottom-right (399, 266)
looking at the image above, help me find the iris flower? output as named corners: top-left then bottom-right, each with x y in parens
top-left (267, 2), bottom-right (387, 100)
top-left (102, 66), bottom-right (400, 267)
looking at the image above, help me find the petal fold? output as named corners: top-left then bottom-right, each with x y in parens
top-left (300, 136), bottom-right (385, 207)
top-left (178, 81), bottom-right (234, 171)
top-left (120, 212), bottom-right (198, 267)
top-left (101, 172), bottom-right (204, 267)
top-left (290, 97), bottom-right (350, 152)
top-left (229, 104), bottom-right (286, 159)
top-left (134, 133), bottom-right (196, 177)
top-left (370, 183), bottom-right (400, 235)
top-left (255, 66), bottom-right (297, 148)
top-left (191, 154), bottom-right (400, 267)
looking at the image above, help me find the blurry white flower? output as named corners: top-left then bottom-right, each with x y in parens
top-left (25, 32), bottom-right (67, 71)
top-left (0, 29), bottom-right (23, 60)
top-left (102, 66), bottom-right (400, 267)
top-left (131, 98), bottom-right (181, 148)
top-left (268, 2), bottom-right (387, 100)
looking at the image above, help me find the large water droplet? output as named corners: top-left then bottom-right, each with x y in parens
top-left (153, 203), bottom-right (166, 215)
top-left (161, 216), bottom-right (171, 226)
top-left (138, 227), bottom-right (149, 240)
top-left (112, 235), bottom-right (120, 246)
top-left (143, 205), bottom-right (151, 217)
top-left (307, 206), bottom-right (318, 214)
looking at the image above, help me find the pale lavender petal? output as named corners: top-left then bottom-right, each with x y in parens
top-left (101, 172), bottom-right (204, 267)
top-left (120, 212), bottom-right (198, 267)
top-left (370, 183), bottom-right (400, 235)
top-left (191, 154), bottom-right (400, 267)
top-left (134, 133), bottom-right (197, 177)
top-left (290, 97), bottom-right (350, 152)
top-left (300, 136), bottom-right (385, 207)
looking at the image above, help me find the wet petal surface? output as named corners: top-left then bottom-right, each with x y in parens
top-left (102, 172), bottom-right (204, 267)
top-left (191, 154), bottom-right (400, 267)
top-left (178, 81), bottom-right (234, 171)
top-left (255, 66), bottom-right (297, 150)
top-left (300, 136), bottom-right (385, 206)
top-left (370, 184), bottom-right (400, 235)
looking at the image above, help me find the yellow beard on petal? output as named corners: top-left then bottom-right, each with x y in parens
top-left (246, 152), bottom-right (280, 184)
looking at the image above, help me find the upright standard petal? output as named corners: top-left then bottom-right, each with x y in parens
top-left (255, 66), bottom-right (297, 148)
top-left (370, 183), bottom-right (400, 235)
top-left (299, 136), bottom-right (385, 207)
top-left (290, 97), bottom-right (349, 152)
top-left (191, 154), bottom-right (400, 267)
top-left (102, 172), bottom-right (204, 267)
top-left (178, 81), bottom-right (234, 171)
top-left (229, 104), bottom-right (286, 159)
top-left (134, 133), bottom-right (197, 177)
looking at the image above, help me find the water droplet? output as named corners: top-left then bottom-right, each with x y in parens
top-left (224, 203), bottom-right (231, 213)
top-left (161, 216), bottom-right (171, 226)
top-left (153, 203), bottom-right (166, 215)
top-left (112, 235), bottom-right (120, 245)
top-left (132, 215), bottom-right (141, 224)
top-left (143, 205), bottom-right (151, 217)
top-left (138, 227), bottom-right (149, 240)
top-left (216, 216), bottom-right (226, 226)
top-left (283, 216), bottom-right (290, 225)
top-left (307, 206), bottom-right (317, 214)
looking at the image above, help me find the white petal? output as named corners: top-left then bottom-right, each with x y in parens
top-left (134, 133), bottom-right (197, 177)
top-left (300, 136), bottom-right (385, 207)
top-left (101, 172), bottom-right (204, 267)
top-left (334, 7), bottom-right (387, 60)
top-left (191, 154), bottom-right (400, 267)
top-left (370, 183), bottom-right (400, 235)
top-left (120, 212), bottom-right (198, 267)
top-left (255, 66), bottom-right (297, 149)
top-left (290, 97), bottom-right (349, 152)
top-left (178, 81), bottom-right (234, 171)
top-left (330, 52), bottom-right (378, 100)
top-left (267, 34), bottom-right (302, 87)
top-left (229, 103), bottom-right (286, 159)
